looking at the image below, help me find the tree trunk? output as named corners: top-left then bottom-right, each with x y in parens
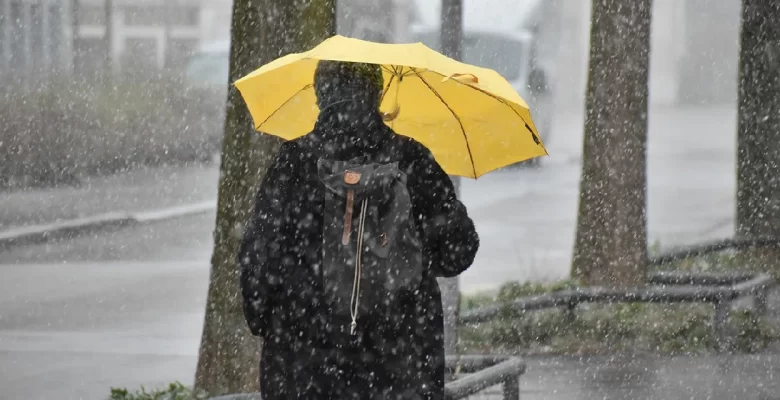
top-left (736, 1), bottom-right (780, 238)
top-left (735, 1), bottom-right (780, 277)
top-left (193, 0), bottom-right (335, 396)
top-left (571, 0), bottom-right (652, 288)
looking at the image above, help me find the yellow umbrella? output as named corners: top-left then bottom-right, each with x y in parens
top-left (234, 35), bottom-right (547, 178)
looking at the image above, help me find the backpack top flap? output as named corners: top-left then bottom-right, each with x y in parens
top-left (317, 157), bottom-right (423, 334)
top-left (317, 158), bottom-right (405, 198)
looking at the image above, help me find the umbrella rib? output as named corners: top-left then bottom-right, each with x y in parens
top-left (410, 68), bottom-right (478, 179)
top-left (379, 73), bottom-right (396, 105)
top-left (479, 92), bottom-right (543, 149)
top-left (493, 96), bottom-right (546, 154)
top-left (436, 76), bottom-right (545, 152)
top-left (255, 84), bottom-right (313, 131)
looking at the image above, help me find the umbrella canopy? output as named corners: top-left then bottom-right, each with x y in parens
top-left (234, 35), bottom-right (547, 178)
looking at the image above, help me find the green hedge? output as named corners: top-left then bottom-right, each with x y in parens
top-left (0, 73), bottom-right (225, 188)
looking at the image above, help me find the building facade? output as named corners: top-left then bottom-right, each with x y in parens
top-left (0, 0), bottom-right (223, 81)
top-left (1, 0), bottom-right (73, 77)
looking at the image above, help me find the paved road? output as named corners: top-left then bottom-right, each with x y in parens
top-left (0, 163), bottom-right (219, 230)
top-left (0, 212), bottom-right (215, 264)
top-left (0, 257), bottom-right (209, 399)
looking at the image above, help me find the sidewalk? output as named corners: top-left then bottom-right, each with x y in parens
top-left (0, 163), bottom-right (219, 230)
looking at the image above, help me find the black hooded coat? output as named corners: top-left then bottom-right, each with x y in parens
top-left (238, 102), bottom-right (479, 399)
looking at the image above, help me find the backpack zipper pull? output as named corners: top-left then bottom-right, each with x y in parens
top-left (350, 320), bottom-right (357, 335)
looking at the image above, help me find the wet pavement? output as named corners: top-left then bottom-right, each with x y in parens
top-left (0, 162), bottom-right (218, 230)
top-left (521, 353), bottom-right (780, 400)
top-left (0, 255), bottom-right (209, 400)
top-left (3, 254), bottom-right (780, 400)
top-left (468, 353), bottom-right (780, 400)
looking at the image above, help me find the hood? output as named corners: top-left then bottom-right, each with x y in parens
top-left (301, 102), bottom-right (394, 160)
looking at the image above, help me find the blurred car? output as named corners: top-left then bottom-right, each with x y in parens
top-left (185, 40), bottom-right (230, 90)
top-left (410, 27), bottom-right (553, 168)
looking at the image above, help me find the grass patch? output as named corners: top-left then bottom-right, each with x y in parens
top-left (459, 279), bottom-right (779, 355)
top-left (652, 249), bottom-right (749, 273)
top-left (109, 382), bottom-right (207, 400)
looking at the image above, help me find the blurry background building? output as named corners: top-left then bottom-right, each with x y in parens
top-left (1, 0), bottom-right (74, 78)
top-left (554, 0), bottom-right (738, 107)
top-left (0, 0), bottom-right (231, 81)
top-left (0, 0), bottom-right (742, 104)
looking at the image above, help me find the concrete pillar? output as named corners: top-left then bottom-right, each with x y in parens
top-left (156, 28), bottom-right (166, 69)
top-left (108, 1), bottom-right (121, 75)
top-left (62, 0), bottom-right (75, 73)
top-left (163, 0), bottom-right (173, 68)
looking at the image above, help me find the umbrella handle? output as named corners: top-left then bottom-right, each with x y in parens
top-left (442, 73), bottom-right (479, 84)
top-left (381, 78), bottom-right (402, 123)
top-left (381, 104), bottom-right (400, 122)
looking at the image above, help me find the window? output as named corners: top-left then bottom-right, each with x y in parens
top-left (74, 36), bottom-right (105, 76)
top-left (169, 6), bottom-right (199, 27)
top-left (165, 37), bottom-right (197, 68)
top-left (123, 5), bottom-right (165, 26)
top-left (121, 37), bottom-right (159, 74)
top-left (77, 3), bottom-right (105, 25)
top-left (123, 5), bottom-right (199, 27)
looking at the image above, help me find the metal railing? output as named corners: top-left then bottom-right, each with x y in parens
top-left (461, 271), bottom-right (773, 319)
top-left (207, 355), bottom-right (526, 400)
top-left (648, 236), bottom-right (780, 265)
top-left (445, 355), bottom-right (525, 399)
top-left (461, 237), bottom-right (780, 350)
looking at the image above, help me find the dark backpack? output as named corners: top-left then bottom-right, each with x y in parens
top-left (317, 157), bottom-right (423, 335)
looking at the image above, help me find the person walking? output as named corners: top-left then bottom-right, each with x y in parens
top-left (239, 60), bottom-right (479, 399)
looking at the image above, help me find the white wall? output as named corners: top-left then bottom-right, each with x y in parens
top-left (199, 0), bottom-right (232, 43)
top-left (411, 0), bottom-right (543, 33)
top-left (650, 0), bottom-right (686, 105)
top-left (556, 0), bottom-right (685, 107)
